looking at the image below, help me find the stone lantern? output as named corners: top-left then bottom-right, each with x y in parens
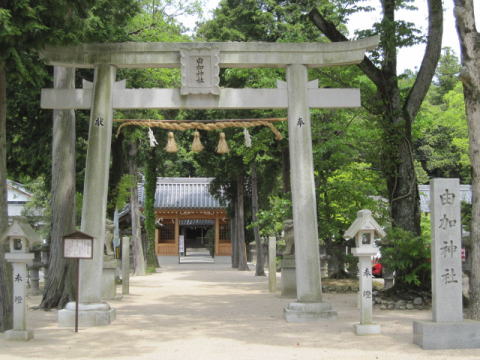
top-left (1, 219), bottom-right (40, 341)
top-left (344, 209), bottom-right (385, 335)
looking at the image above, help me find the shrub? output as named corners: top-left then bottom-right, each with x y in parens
top-left (380, 226), bottom-right (431, 291)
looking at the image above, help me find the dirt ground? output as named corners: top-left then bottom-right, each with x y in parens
top-left (1, 263), bottom-right (480, 360)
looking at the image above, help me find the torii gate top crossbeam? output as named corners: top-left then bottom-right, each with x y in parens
top-left (40, 37), bottom-right (378, 69)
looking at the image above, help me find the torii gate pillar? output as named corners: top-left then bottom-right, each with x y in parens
top-left (284, 64), bottom-right (336, 321)
top-left (58, 64), bottom-right (117, 327)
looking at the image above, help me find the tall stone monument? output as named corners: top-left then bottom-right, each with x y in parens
top-left (413, 178), bottom-right (480, 349)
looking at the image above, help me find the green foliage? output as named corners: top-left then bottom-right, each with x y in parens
top-left (430, 47), bottom-right (461, 105)
top-left (115, 174), bottom-right (135, 210)
top-left (415, 81), bottom-right (470, 183)
top-left (75, 192), bottom-right (83, 227)
top-left (21, 177), bottom-right (50, 237)
top-left (462, 201), bottom-right (472, 233)
top-left (198, 0), bottom-right (322, 42)
top-left (252, 196), bottom-right (292, 236)
top-left (380, 224), bottom-right (431, 290)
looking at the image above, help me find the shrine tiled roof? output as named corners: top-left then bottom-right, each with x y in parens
top-left (139, 177), bottom-right (225, 210)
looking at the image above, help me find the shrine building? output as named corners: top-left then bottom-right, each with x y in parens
top-left (140, 177), bottom-right (231, 264)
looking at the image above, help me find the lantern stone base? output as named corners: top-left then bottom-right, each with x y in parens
top-left (354, 323), bottom-right (381, 335)
top-left (413, 320), bottom-right (480, 349)
top-left (58, 302), bottom-right (116, 327)
top-left (281, 255), bottom-right (296, 298)
top-left (284, 301), bottom-right (337, 322)
top-left (5, 329), bottom-right (34, 341)
top-left (102, 258), bottom-right (118, 300)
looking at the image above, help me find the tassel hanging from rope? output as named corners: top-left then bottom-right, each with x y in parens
top-left (165, 132), bottom-right (178, 153)
top-left (191, 130), bottom-right (204, 152)
top-left (216, 132), bottom-right (230, 154)
top-left (148, 128), bottom-right (158, 147)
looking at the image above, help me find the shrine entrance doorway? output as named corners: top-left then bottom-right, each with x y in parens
top-left (180, 220), bottom-right (214, 262)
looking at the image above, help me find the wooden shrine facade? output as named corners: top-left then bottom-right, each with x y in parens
top-left (155, 209), bottom-right (230, 257)
top-left (146, 177), bottom-right (231, 260)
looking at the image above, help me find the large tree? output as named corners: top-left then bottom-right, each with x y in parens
top-left (39, 67), bottom-right (77, 309)
top-left (0, 59), bottom-right (11, 333)
top-left (309, 0), bottom-right (443, 236)
top-left (453, 0), bottom-right (480, 319)
top-left (1, 0), bottom-right (139, 313)
top-left (0, 0), bottom-right (99, 330)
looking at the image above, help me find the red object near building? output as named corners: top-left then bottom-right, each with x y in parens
top-left (372, 261), bottom-right (383, 278)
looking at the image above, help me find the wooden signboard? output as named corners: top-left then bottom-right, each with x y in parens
top-left (64, 237), bottom-right (93, 259)
top-left (62, 231), bottom-right (94, 332)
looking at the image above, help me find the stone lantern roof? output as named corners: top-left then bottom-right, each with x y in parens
top-left (0, 219), bottom-right (42, 248)
top-left (343, 209), bottom-right (386, 240)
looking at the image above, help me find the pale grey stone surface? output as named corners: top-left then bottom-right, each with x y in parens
top-left (40, 38), bottom-right (379, 69)
top-left (79, 64), bottom-right (116, 305)
top-left (413, 179), bottom-right (480, 350)
top-left (180, 47), bottom-right (219, 95)
top-left (284, 302), bottom-right (337, 322)
top-left (58, 302), bottom-right (116, 327)
top-left (102, 258), bottom-right (117, 300)
top-left (281, 255), bottom-right (296, 298)
top-left (121, 236), bottom-right (130, 295)
top-left (5, 329), bottom-right (33, 341)
top-left (4, 254), bottom-right (34, 341)
top-left (268, 236), bottom-right (276, 293)
top-left (286, 64), bottom-right (322, 304)
top-left (41, 87), bottom-right (361, 110)
top-left (354, 323), bottom-right (381, 335)
top-left (353, 254), bottom-right (378, 326)
top-left (430, 178), bottom-right (463, 322)
top-left (284, 64), bottom-right (337, 321)
top-left (413, 320), bottom-right (480, 349)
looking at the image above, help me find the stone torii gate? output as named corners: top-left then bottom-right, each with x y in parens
top-left (40, 38), bottom-right (378, 326)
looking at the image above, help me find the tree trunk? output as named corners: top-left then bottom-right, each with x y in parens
top-left (382, 115), bottom-right (421, 235)
top-left (236, 175), bottom-right (249, 271)
top-left (251, 163), bottom-right (265, 276)
top-left (453, 0), bottom-right (480, 319)
top-left (309, 0), bottom-right (443, 237)
top-left (127, 140), bottom-right (146, 276)
top-left (144, 147), bottom-right (159, 268)
top-left (231, 199), bottom-right (239, 268)
top-left (40, 66), bottom-right (76, 309)
top-left (0, 60), bottom-right (12, 332)
top-left (107, 133), bottom-right (125, 218)
top-left (281, 145), bottom-right (291, 193)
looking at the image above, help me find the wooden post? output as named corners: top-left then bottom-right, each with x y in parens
top-left (268, 236), bottom-right (276, 292)
top-left (174, 218), bottom-right (180, 261)
top-left (215, 218), bottom-right (220, 257)
top-left (75, 258), bottom-right (79, 333)
top-left (154, 226), bottom-right (159, 256)
top-left (122, 236), bottom-right (130, 295)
